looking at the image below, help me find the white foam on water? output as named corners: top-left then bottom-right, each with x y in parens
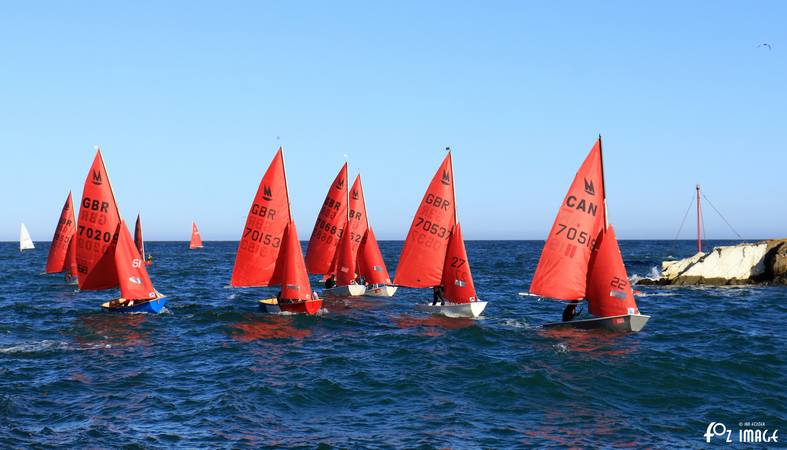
top-left (0, 340), bottom-right (69, 354)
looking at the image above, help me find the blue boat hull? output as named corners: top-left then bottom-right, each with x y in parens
top-left (102, 296), bottom-right (168, 314)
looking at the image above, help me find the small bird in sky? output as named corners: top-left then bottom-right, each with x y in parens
top-left (757, 43), bottom-right (772, 50)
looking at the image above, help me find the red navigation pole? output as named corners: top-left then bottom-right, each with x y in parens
top-left (696, 184), bottom-right (702, 253)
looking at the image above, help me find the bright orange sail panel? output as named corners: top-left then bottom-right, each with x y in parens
top-left (347, 175), bottom-right (369, 256)
top-left (441, 223), bottom-right (477, 304)
top-left (529, 139), bottom-right (606, 300)
top-left (273, 221), bottom-right (313, 301)
top-left (586, 225), bottom-right (639, 318)
top-left (358, 228), bottom-right (391, 285)
top-left (45, 192), bottom-right (77, 274)
top-left (76, 149), bottom-right (121, 291)
top-left (230, 148), bottom-right (291, 287)
top-left (305, 163), bottom-right (348, 275)
top-left (394, 153), bottom-right (456, 288)
top-left (114, 221), bottom-right (158, 300)
top-left (189, 222), bottom-right (203, 249)
top-left (65, 236), bottom-right (78, 279)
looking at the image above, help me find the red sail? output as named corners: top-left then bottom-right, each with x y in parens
top-left (529, 139), bottom-right (606, 300)
top-left (189, 222), bottom-right (203, 249)
top-left (65, 236), bottom-right (78, 278)
top-left (334, 227), bottom-right (357, 285)
top-left (347, 174), bottom-right (369, 258)
top-left (358, 228), bottom-right (391, 285)
top-left (45, 192), bottom-right (77, 273)
top-left (586, 225), bottom-right (639, 317)
top-left (76, 149), bottom-right (121, 291)
top-left (441, 223), bottom-right (477, 304)
top-left (394, 153), bottom-right (456, 287)
top-left (114, 221), bottom-right (158, 300)
top-left (305, 163), bottom-right (348, 274)
top-left (134, 214), bottom-right (145, 259)
top-left (230, 148), bottom-right (291, 287)
top-left (273, 221), bottom-right (313, 301)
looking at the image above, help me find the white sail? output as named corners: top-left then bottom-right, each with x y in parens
top-left (20, 223), bottom-right (35, 251)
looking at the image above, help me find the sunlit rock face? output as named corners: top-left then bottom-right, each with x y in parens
top-left (637, 239), bottom-right (787, 286)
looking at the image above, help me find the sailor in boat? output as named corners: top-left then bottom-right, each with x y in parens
top-left (325, 275), bottom-right (336, 289)
top-left (355, 274), bottom-right (365, 285)
top-left (146, 253), bottom-right (154, 264)
top-left (432, 285), bottom-right (445, 306)
top-left (562, 301), bottom-right (581, 322)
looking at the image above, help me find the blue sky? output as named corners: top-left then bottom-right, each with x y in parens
top-left (1, 1), bottom-right (784, 241)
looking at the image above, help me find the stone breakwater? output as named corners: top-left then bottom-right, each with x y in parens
top-left (637, 239), bottom-right (787, 286)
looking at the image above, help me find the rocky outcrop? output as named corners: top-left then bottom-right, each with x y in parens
top-left (637, 239), bottom-right (787, 286)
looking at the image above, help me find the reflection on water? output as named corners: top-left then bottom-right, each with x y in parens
top-left (228, 315), bottom-right (311, 342)
top-left (392, 314), bottom-right (476, 336)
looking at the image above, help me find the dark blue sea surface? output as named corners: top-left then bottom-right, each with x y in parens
top-left (0, 240), bottom-right (784, 448)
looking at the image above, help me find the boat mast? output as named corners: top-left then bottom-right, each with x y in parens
top-left (598, 135), bottom-right (608, 230)
top-left (696, 184), bottom-right (702, 253)
top-left (279, 147), bottom-right (293, 223)
top-left (447, 147), bottom-right (458, 225)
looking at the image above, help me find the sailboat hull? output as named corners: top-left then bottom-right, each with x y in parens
top-left (544, 314), bottom-right (650, 332)
top-left (416, 300), bottom-right (487, 318)
top-left (101, 296), bottom-right (168, 314)
top-left (363, 284), bottom-right (397, 297)
top-left (258, 298), bottom-right (323, 315)
top-left (323, 284), bottom-right (366, 297)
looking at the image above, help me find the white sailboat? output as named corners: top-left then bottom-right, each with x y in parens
top-left (20, 223), bottom-right (35, 252)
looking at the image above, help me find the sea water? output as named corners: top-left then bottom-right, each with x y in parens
top-left (0, 240), bottom-right (784, 448)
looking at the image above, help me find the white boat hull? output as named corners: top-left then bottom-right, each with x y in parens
top-left (363, 285), bottom-right (398, 297)
top-left (415, 301), bottom-right (487, 318)
top-left (544, 314), bottom-right (650, 332)
top-left (323, 284), bottom-right (366, 297)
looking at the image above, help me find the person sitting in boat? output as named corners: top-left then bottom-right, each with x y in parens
top-left (432, 285), bottom-right (445, 306)
top-left (325, 275), bottom-right (336, 289)
top-left (146, 253), bottom-right (154, 263)
top-left (355, 274), bottom-right (365, 285)
top-left (562, 301), bottom-right (580, 322)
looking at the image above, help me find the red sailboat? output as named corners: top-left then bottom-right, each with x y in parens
top-left (189, 221), bottom-right (204, 249)
top-left (75, 148), bottom-right (122, 292)
top-left (101, 220), bottom-right (167, 313)
top-left (45, 191), bottom-right (78, 283)
top-left (395, 149), bottom-right (486, 318)
top-left (305, 163), bottom-right (348, 276)
top-left (526, 137), bottom-right (649, 332)
top-left (230, 147), bottom-right (322, 315)
top-left (352, 175), bottom-right (396, 297)
top-left (134, 214), bottom-right (153, 265)
top-left (321, 170), bottom-right (367, 297)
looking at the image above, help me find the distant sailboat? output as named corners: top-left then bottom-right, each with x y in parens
top-left (395, 149), bottom-right (486, 318)
top-left (134, 214), bottom-right (152, 265)
top-left (101, 220), bottom-right (167, 313)
top-left (75, 148), bottom-right (122, 291)
top-left (20, 223), bottom-right (34, 251)
top-left (230, 147), bottom-right (322, 315)
top-left (351, 175), bottom-right (396, 297)
top-left (189, 221), bottom-right (203, 249)
top-left (44, 192), bottom-right (78, 281)
top-left (526, 137), bottom-right (649, 332)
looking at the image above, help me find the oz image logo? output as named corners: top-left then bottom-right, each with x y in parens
top-left (705, 422), bottom-right (779, 444)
